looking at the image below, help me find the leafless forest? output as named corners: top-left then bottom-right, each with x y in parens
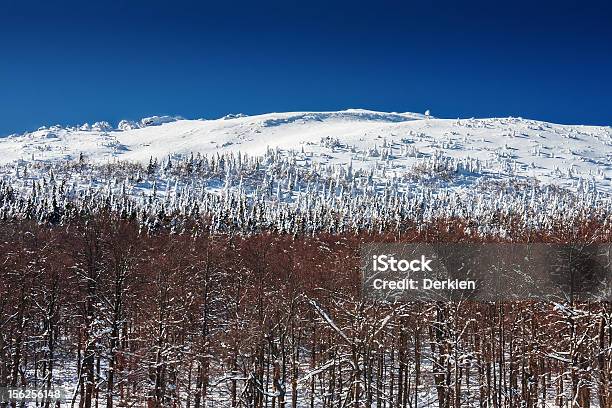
top-left (0, 214), bottom-right (610, 408)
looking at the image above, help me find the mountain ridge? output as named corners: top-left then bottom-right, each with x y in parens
top-left (1, 109), bottom-right (611, 194)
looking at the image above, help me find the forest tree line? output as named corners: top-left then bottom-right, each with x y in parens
top-left (0, 216), bottom-right (611, 408)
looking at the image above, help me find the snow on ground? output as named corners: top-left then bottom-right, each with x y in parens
top-left (1, 109), bottom-right (611, 193)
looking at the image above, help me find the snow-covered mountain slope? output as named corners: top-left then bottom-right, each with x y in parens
top-left (2, 109), bottom-right (612, 235)
top-left (2, 109), bottom-right (611, 193)
top-left (0, 110), bottom-right (612, 191)
top-left (0, 110), bottom-right (425, 164)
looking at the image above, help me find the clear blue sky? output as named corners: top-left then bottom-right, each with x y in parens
top-left (1, 0), bottom-right (610, 135)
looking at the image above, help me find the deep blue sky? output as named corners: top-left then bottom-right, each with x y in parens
top-left (1, 0), bottom-right (610, 135)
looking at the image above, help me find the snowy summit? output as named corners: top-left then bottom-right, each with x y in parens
top-left (1, 109), bottom-right (611, 193)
